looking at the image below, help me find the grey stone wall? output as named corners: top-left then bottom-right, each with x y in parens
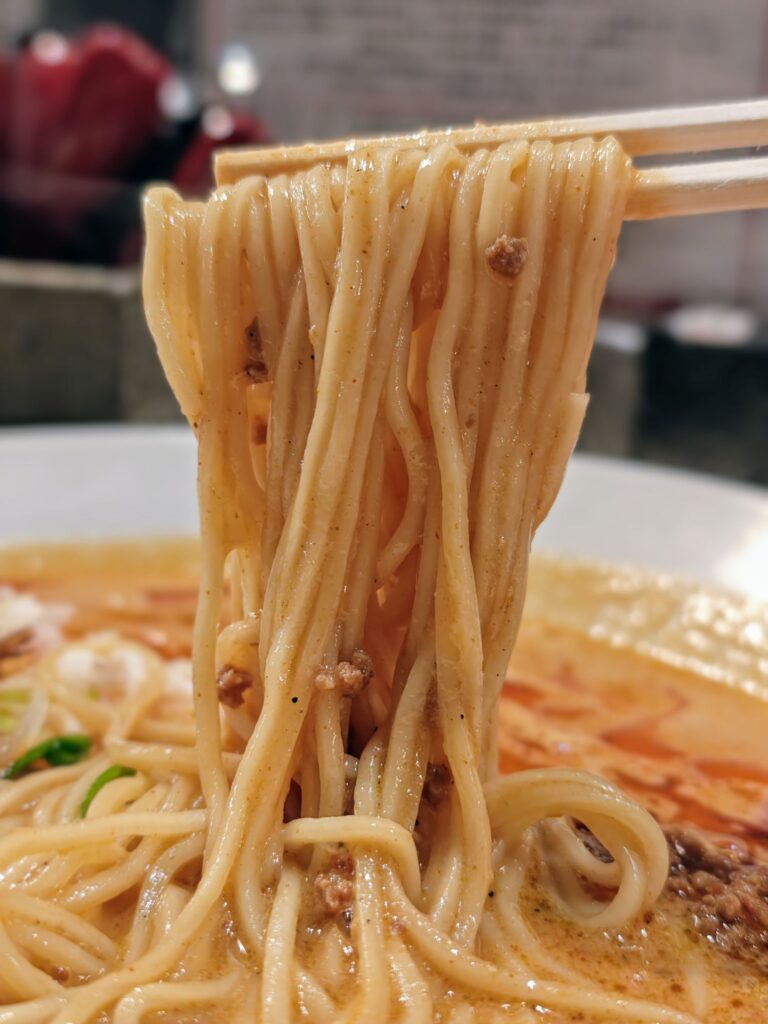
top-left (0, 261), bottom-right (179, 424)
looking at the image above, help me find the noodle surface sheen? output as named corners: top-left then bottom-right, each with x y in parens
top-left (0, 136), bottom-right (692, 1023)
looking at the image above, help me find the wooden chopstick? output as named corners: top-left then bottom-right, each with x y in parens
top-left (215, 98), bottom-right (768, 180)
top-left (214, 98), bottom-right (768, 220)
top-left (628, 156), bottom-right (768, 219)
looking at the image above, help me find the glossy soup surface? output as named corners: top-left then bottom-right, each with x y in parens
top-left (1, 541), bottom-right (767, 1022)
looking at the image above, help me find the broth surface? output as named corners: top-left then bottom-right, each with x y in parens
top-left (1, 541), bottom-right (767, 1022)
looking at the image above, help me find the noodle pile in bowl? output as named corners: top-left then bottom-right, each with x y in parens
top-left (0, 137), bottom-right (695, 1023)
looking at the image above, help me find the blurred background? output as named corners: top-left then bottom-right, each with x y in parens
top-left (0, 0), bottom-right (766, 484)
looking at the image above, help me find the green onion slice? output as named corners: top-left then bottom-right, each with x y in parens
top-left (0, 689), bottom-right (31, 705)
top-left (0, 688), bottom-right (31, 734)
top-left (80, 765), bottom-right (137, 817)
top-left (3, 734), bottom-right (92, 780)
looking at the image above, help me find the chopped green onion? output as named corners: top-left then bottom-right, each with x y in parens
top-left (0, 689), bottom-right (31, 733)
top-left (0, 689), bottom-right (31, 705)
top-left (80, 765), bottom-right (137, 817)
top-left (3, 734), bottom-right (92, 780)
top-left (0, 712), bottom-right (17, 733)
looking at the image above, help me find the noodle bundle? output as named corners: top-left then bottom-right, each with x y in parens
top-left (0, 136), bottom-right (694, 1023)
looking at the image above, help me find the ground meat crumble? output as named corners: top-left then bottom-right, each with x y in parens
top-left (665, 825), bottom-right (768, 966)
top-left (216, 665), bottom-right (252, 708)
top-left (485, 235), bottom-right (528, 279)
top-left (314, 649), bottom-right (373, 696)
top-left (315, 851), bottom-right (355, 916)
